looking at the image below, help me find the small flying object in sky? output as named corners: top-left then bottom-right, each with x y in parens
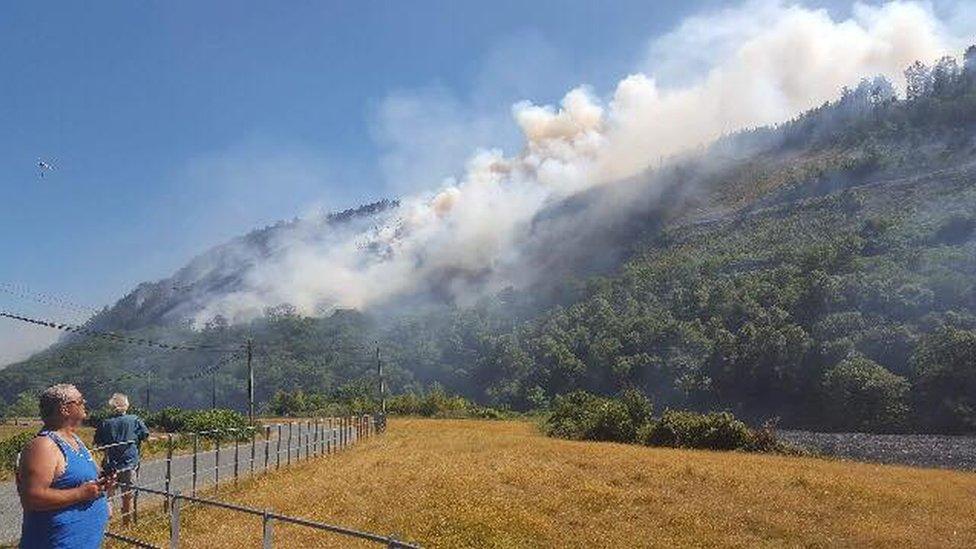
top-left (37, 159), bottom-right (56, 178)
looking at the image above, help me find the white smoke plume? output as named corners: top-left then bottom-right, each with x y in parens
top-left (194, 0), bottom-right (966, 325)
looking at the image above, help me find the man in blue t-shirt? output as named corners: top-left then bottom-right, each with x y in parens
top-left (93, 393), bottom-right (148, 525)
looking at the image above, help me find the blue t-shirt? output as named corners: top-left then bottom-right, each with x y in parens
top-left (93, 414), bottom-right (149, 472)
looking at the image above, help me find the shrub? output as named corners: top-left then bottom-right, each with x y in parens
top-left (146, 407), bottom-right (192, 432)
top-left (181, 409), bottom-right (251, 441)
top-left (546, 390), bottom-right (652, 443)
top-left (821, 355), bottom-right (910, 432)
top-left (387, 387), bottom-right (479, 418)
top-left (547, 391), bottom-right (790, 453)
top-left (643, 410), bottom-right (755, 450)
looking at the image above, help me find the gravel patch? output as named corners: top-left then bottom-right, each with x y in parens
top-left (780, 430), bottom-right (976, 471)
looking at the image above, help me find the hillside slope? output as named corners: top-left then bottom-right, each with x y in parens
top-left (3, 50), bottom-right (976, 433)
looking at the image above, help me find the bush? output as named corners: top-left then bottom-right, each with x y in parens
top-left (0, 431), bottom-right (35, 476)
top-left (547, 390), bottom-right (790, 453)
top-left (821, 355), bottom-right (910, 432)
top-left (641, 410), bottom-right (754, 450)
top-left (546, 390), bottom-right (653, 443)
top-left (387, 387), bottom-right (483, 418)
top-left (146, 407), bottom-right (192, 432)
top-left (181, 409), bottom-right (251, 441)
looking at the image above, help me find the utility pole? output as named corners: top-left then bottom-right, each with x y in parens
top-left (246, 339), bottom-right (254, 423)
top-left (376, 343), bottom-right (386, 414)
top-left (212, 372), bottom-right (217, 410)
top-left (145, 370), bottom-right (152, 410)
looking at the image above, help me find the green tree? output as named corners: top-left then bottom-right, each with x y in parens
top-left (821, 355), bottom-right (909, 432)
top-left (912, 327), bottom-right (976, 432)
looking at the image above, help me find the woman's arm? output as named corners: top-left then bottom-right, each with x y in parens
top-left (17, 437), bottom-right (103, 512)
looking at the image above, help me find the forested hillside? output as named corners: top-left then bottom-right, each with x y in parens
top-left (3, 46), bottom-right (976, 433)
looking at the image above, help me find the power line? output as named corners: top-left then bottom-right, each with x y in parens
top-left (0, 281), bottom-right (101, 315)
top-left (86, 352), bottom-right (241, 399)
top-left (174, 352), bottom-right (243, 382)
top-left (0, 310), bottom-right (242, 353)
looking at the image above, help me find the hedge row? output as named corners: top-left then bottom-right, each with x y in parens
top-left (545, 390), bottom-right (794, 453)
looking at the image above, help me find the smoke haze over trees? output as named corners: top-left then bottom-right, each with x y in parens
top-left (3, 5), bottom-right (976, 435)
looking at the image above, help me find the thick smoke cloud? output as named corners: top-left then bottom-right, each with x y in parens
top-left (194, 0), bottom-right (965, 325)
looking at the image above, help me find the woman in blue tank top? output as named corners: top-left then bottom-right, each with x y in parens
top-left (17, 384), bottom-right (112, 548)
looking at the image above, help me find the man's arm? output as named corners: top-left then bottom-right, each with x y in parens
top-left (17, 437), bottom-right (103, 512)
top-left (93, 423), bottom-right (107, 447)
top-left (136, 418), bottom-right (149, 441)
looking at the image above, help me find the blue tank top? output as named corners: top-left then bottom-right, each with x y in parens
top-left (20, 431), bottom-right (109, 549)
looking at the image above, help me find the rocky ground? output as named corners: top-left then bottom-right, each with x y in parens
top-left (780, 430), bottom-right (976, 471)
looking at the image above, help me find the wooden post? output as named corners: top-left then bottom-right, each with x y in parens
top-left (247, 338), bottom-right (254, 423)
top-left (169, 491), bottom-right (181, 549)
top-left (262, 510), bottom-right (273, 549)
top-left (234, 435), bottom-right (240, 487)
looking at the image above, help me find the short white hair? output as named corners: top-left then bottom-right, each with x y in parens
top-left (39, 384), bottom-right (81, 419)
top-left (109, 393), bottom-right (130, 412)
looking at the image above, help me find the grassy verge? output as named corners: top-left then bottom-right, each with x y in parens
top-left (110, 418), bottom-right (976, 548)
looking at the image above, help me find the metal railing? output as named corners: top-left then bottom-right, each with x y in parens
top-left (122, 483), bottom-right (419, 548)
top-left (83, 415), bottom-right (395, 547)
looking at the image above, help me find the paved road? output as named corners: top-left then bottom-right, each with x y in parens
top-left (0, 424), bottom-right (356, 545)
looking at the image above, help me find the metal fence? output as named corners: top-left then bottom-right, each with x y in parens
top-left (84, 414), bottom-right (412, 548)
top-left (117, 483), bottom-right (419, 549)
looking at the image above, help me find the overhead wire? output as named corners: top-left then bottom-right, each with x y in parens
top-left (0, 310), bottom-right (242, 353)
top-left (0, 281), bottom-right (101, 316)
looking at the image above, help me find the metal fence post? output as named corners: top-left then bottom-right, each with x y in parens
top-left (169, 491), bottom-right (181, 549)
top-left (276, 424), bottom-right (282, 470)
top-left (265, 426), bottom-right (271, 471)
top-left (250, 428), bottom-right (256, 476)
top-left (262, 510), bottom-right (273, 549)
top-left (287, 423), bottom-right (293, 466)
top-left (164, 434), bottom-right (173, 512)
top-left (311, 419), bottom-right (317, 456)
top-left (132, 465), bottom-right (140, 524)
top-left (215, 437), bottom-right (221, 488)
top-left (192, 434), bottom-right (198, 497)
top-left (234, 435), bottom-right (240, 487)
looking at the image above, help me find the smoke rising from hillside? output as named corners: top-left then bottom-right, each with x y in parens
top-left (193, 1), bottom-right (964, 325)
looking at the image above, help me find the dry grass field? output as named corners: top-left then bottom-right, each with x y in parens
top-left (114, 418), bottom-right (976, 548)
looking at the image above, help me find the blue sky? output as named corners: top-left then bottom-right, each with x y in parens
top-left (0, 0), bottom-right (872, 364)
